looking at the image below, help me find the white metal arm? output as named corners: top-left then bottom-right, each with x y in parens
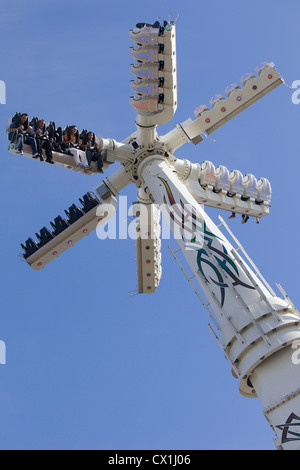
top-left (161, 62), bottom-right (283, 153)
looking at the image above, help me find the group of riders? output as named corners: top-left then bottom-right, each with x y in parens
top-left (8, 112), bottom-right (103, 172)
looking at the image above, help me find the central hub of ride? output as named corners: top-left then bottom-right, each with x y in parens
top-left (129, 141), bottom-right (172, 186)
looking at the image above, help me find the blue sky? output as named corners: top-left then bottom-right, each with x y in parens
top-left (0, 0), bottom-right (299, 450)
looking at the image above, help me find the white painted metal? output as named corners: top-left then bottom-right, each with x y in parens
top-left (174, 159), bottom-right (270, 219)
top-left (133, 200), bottom-right (162, 294)
top-left (26, 192), bottom-right (118, 270)
top-left (139, 157), bottom-right (300, 449)
top-left (161, 62), bottom-right (282, 150)
top-left (129, 22), bottom-right (177, 128)
top-left (8, 143), bottom-right (102, 175)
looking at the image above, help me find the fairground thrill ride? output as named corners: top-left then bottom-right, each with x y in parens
top-left (8, 19), bottom-right (300, 450)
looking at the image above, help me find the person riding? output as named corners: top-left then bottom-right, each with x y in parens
top-left (62, 125), bottom-right (89, 169)
top-left (31, 119), bottom-right (54, 164)
top-left (80, 131), bottom-right (103, 172)
top-left (9, 113), bottom-right (41, 159)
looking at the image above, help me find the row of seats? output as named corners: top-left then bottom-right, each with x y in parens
top-left (194, 62), bottom-right (275, 117)
top-left (8, 113), bottom-right (103, 172)
top-left (199, 160), bottom-right (271, 204)
top-left (21, 192), bottom-right (99, 259)
top-left (8, 113), bottom-right (97, 153)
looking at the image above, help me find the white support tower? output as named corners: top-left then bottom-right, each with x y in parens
top-left (9, 18), bottom-right (299, 449)
top-left (139, 157), bottom-right (300, 450)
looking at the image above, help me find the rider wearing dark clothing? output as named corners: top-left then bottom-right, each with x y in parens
top-left (9, 113), bottom-right (29, 139)
top-left (9, 113), bottom-right (40, 158)
top-left (31, 119), bottom-right (54, 164)
top-left (9, 113), bottom-right (28, 155)
top-left (81, 131), bottom-right (103, 173)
